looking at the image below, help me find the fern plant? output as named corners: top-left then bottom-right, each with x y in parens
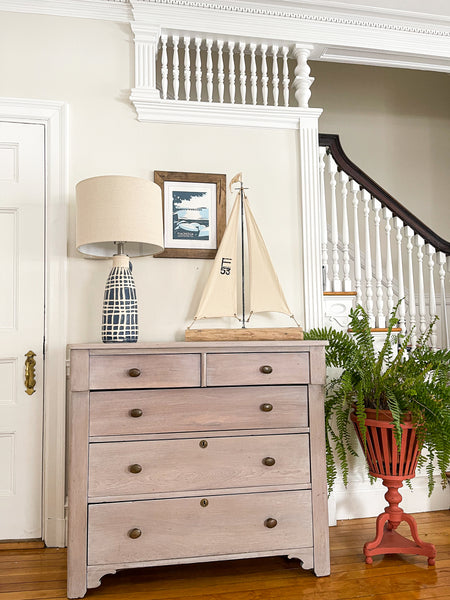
top-left (304, 304), bottom-right (450, 496)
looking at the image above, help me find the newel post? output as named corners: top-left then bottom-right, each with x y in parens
top-left (295, 46), bottom-right (323, 330)
top-left (130, 23), bottom-right (161, 100)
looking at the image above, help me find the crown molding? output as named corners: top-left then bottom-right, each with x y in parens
top-left (1, 0), bottom-right (449, 71)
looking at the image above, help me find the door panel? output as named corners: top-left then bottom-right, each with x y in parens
top-left (0, 122), bottom-right (45, 539)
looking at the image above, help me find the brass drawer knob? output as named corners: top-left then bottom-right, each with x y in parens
top-left (199, 440), bottom-right (208, 449)
top-left (264, 518), bottom-right (278, 529)
top-left (128, 368), bottom-right (141, 377)
top-left (128, 528), bottom-right (142, 539)
top-left (128, 464), bottom-right (142, 474)
top-left (200, 498), bottom-right (209, 507)
top-left (260, 403), bottom-right (273, 412)
top-left (262, 457), bottom-right (276, 467)
top-left (260, 365), bottom-right (273, 374)
top-left (129, 408), bottom-right (143, 418)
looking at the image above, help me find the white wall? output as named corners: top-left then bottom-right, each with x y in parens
top-left (1, 12), bottom-right (448, 344)
top-left (1, 9), bottom-right (449, 525)
top-left (0, 11), bottom-right (302, 343)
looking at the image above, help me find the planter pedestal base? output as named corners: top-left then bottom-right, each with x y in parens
top-left (364, 478), bottom-right (436, 565)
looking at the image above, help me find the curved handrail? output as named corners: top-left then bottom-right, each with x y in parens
top-left (319, 133), bottom-right (450, 255)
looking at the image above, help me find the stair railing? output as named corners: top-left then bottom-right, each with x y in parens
top-left (319, 134), bottom-right (450, 349)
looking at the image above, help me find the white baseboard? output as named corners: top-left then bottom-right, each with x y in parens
top-left (333, 473), bottom-right (450, 521)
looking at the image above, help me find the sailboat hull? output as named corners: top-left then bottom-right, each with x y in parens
top-left (185, 327), bottom-right (303, 342)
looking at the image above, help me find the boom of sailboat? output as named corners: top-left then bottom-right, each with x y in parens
top-left (185, 173), bottom-right (303, 341)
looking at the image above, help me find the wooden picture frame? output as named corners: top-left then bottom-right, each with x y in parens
top-left (154, 171), bottom-right (226, 259)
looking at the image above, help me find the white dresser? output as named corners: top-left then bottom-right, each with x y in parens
top-left (67, 341), bottom-right (330, 598)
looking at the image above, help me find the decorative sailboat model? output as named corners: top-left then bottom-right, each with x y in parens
top-left (185, 173), bottom-right (303, 341)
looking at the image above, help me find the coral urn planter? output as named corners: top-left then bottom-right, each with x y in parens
top-left (351, 409), bottom-right (436, 565)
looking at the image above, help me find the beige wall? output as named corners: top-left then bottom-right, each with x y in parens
top-left (0, 11), bottom-right (448, 343)
top-left (312, 61), bottom-right (450, 240)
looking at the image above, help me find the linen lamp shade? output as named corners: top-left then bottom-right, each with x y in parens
top-left (76, 175), bottom-right (163, 257)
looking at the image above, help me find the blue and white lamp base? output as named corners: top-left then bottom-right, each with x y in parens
top-left (102, 254), bottom-right (138, 343)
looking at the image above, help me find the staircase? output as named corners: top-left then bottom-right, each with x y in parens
top-left (318, 134), bottom-right (450, 350)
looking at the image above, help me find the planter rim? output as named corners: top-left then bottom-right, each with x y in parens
top-left (351, 407), bottom-right (414, 428)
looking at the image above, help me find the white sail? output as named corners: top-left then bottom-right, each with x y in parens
top-left (192, 193), bottom-right (240, 320)
top-left (244, 196), bottom-right (293, 317)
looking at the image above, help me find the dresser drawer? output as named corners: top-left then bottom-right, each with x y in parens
top-left (89, 353), bottom-right (200, 390)
top-left (89, 386), bottom-right (308, 436)
top-left (88, 434), bottom-right (310, 498)
top-left (88, 490), bottom-right (312, 565)
top-left (206, 352), bottom-right (309, 386)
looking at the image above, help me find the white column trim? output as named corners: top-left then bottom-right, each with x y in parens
top-left (298, 109), bottom-right (324, 330)
top-left (0, 97), bottom-right (68, 547)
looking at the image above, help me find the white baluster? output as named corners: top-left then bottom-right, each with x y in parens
top-left (340, 171), bottom-right (351, 292)
top-left (328, 154), bottom-right (341, 292)
top-left (426, 244), bottom-right (437, 350)
top-left (394, 217), bottom-right (406, 335)
top-left (293, 45), bottom-right (314, 108)
top-left (350, 180), bottom-right (362, 306)
top-left (239, 42), bottom-right (246, 104)
top-left (217, 39), bottom-right (224, 103)
top-left (372, 198), bottom-right (385, 328)
top-left (250, 43), bottom-right (257, 105)
top-left (228, 41), bottom-right (235, 104)
top-left (206, 38), bottom-right (213, 103)
top-left (271, 45), bottom-right (279, 106)
top-left (161, 34), bottom-right (168, 100)
top-left (383, 208), bottom-right (394, 320)
top-left (183, 36), bottom-right (191, 101)
top-left (261, 44), bottom-right (268, 106)
top-left (415, 235), bottom-right (427, 336)
top-left (438, 252), bottom-right (449, 348)
top-left (172, 35), bottom-right (179, 101)
top-left (362, 190), bottom-right (374, 327)
top-left (405, 227), bottom-right (417, 348)
top-left (319, 147), bottom-right (330, 292)
top-left (194, 37), bottom-right (202, 102)
top-left (282, 46), bottom-right (289, 107)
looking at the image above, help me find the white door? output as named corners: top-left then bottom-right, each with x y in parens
top-left (0, 121), bottom-right (45, 539)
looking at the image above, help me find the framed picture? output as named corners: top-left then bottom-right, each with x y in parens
top-left (154, 171), bottom-right (226, 259)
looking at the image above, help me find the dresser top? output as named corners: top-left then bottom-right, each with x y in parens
top-left (68, 340), bottom-right (327, 351)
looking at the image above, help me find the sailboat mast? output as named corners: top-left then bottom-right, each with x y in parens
top-left (239, 180), bottom-right (246, 328)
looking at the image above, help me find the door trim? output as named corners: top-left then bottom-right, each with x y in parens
top-left (0, 98), bottom-right (68, 547)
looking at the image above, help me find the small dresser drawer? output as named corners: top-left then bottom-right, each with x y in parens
top-left (206, 352), bottom-right (310, 386)
top-left (89, 353), bottom-right (200, 390)
top-left (88, 490), bottom-right (312, 565)
top-left (88, 434), bottom-right (310, 498)
top-left (89, 386), bottom-right (308, 437)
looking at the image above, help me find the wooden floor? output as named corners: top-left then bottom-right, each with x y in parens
top-left (0, 511), bottom-right (449, 600)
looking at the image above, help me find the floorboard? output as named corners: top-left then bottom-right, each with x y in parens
top-left (0, 510), bottom-right (448, 599)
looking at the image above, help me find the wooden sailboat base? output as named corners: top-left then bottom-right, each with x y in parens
top-left (185, 327), bottom-right (304, 342)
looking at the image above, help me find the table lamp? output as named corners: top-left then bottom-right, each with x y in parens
top-left (76, 175), bottom-right (163, 343)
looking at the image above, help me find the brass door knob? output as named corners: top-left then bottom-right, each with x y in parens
top-left (260, 403), bottom-right (273, 412)
top-left (260, 365), bottom-right (273, 374)
top-left (262, 457), bottom-right (276, 467)
top-left (264, 518), bottom-right (278, 529)
top-left (128, 368), bottom-right (141, 377)
top-left (128, 528), bottom-right (142, 539)
top-left (129, 408), bottom-right (143, 418)
top-left (128, 464), bottom-right (142, 474)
